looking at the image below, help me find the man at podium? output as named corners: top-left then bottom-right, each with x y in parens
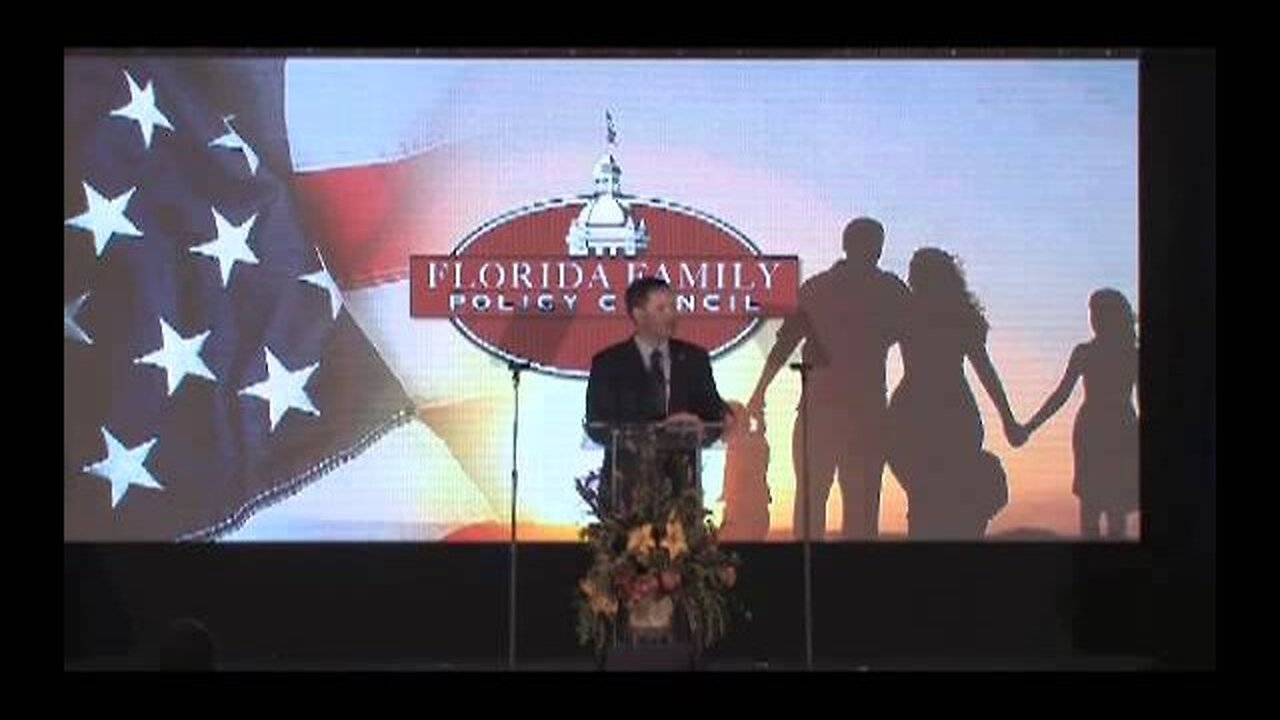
top-left (585, 276), bottom-right (733, 510)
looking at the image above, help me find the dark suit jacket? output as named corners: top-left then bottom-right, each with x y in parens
top-left (584, 336), bottom-right (727, 510)
top-left (585, 336), bottom-right (727, 445)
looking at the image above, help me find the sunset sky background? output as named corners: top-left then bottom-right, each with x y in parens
top-left (224, 58), bottom-right (1139, 541)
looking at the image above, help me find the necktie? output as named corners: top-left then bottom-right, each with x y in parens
top-left (649, 347), bottom-right (667, 416)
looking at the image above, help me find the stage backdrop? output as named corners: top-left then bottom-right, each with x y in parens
top-left (64, 56), bottom-right (1138, 542)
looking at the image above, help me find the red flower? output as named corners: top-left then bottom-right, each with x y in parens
top-left (660, 569), bottom-right (682, 592)
top-left (613, 565), bottom-right (637, 594)
top-left (631, 572), bottom-right (660, 599)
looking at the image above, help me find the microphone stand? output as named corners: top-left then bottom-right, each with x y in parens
top-left (507, 360), bottom-right (530, 670)
top-left (789, 361), bottom-right (814, 670)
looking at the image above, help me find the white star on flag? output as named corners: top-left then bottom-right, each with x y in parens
top-left (239, 347), bottom-right (321, 432)
top-left (299, 252), bottom-right (343, 320)
top-left (190, 207), bottom-right (259, 287)
top-left (83, 427), bottom-right (164, 509)
top-left (134, 318), bottom-right (217, 396)
top-left (65, 182), bottom-right (143, 257)
top-left (209, 115), bottom-right (260, 175)
top-left (110, 70), bottom-right (174, 149)
top-left (65, 292), bottom-right (93, 345)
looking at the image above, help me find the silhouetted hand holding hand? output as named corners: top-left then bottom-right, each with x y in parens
top-left (1006, 421), bottom-right (1030, 449)
top-left (722, 403), bottom-right (741, 435)
top-left (746, 394), bottom-right (766, 426)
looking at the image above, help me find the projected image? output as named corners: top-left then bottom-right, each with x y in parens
top-left (64, 56), bottom-right (1138, 542)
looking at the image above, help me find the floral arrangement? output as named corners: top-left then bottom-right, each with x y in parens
top-left (574, 451), bottom-right (745, 653)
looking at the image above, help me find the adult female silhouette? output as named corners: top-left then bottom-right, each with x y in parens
top-left (886, 248), bottom-right (1024, 539)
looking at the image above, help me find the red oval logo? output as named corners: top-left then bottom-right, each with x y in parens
top-left (411, 180), bottom-right (797, 376)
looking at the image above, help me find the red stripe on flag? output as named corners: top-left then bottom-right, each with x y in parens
top-left (292, 145), bottom-right (468, 290)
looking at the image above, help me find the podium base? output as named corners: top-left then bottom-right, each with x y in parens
top-left (603, 643), bottom-right (698, 671)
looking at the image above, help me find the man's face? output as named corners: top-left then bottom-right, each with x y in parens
top-left (633, 288), bottom-right (677, 339)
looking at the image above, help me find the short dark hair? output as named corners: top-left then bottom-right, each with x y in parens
top-left (624, 276), bottom-right (672, 319)
top-left (842, 217), bottom-right (885, 265)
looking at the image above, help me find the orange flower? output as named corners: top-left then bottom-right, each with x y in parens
top-left (661, 512), bottom-right (688, 559)
top-left (591, 593), bottom-right (619, 617)
top-left (581, 577), bottom-right (619, 616)
top-left (626, 523), bottom-right (656, 557)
